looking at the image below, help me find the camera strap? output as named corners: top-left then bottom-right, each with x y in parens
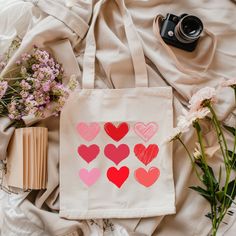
top-left (153, 15), bottom-right (217, 76)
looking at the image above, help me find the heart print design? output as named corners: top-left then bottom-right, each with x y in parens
top-left (104, 122), bottom-right (129, 141)
top-left (79, 168), bottom-right (101, 186)
top-left (77, 144), bottom-right (100, 163)
top-left (76, 122), bottom-right (100, 141)
top-left (104, 144), bottom-right (130, 165)
top-left (134, 144), bottom-right (159, 165)
top-left (134, 167), bottom-right (160, 187)
top-left (107, 166), bottom-right (129, 188)
top-left (134, 122), bottom-right (158, 142)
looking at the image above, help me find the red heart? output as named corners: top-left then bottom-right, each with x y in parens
top-left (134, 167), bottom-right (160, 187)
top-left (77, 144), bottom-right (100, 163)
top-left (104, 144), bottom-right (130, 165)
top-left (107, 166), bottom-right (129, 188)
top-left (134, 144), bottom-right (159, 165)
top-left (104, 122), bottom-right (129, 141)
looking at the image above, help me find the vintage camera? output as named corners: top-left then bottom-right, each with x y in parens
top-left (160, 13), bottom-right (203, 52)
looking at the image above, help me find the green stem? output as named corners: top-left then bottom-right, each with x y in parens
top-left (177, 137), bottom-right (202, 181)
top-left (194, 121), bottom-right (217, 228)
top-left (208, 104), bottom-right (229, 163)
top-left (0, 100), bottom-right (7, 108)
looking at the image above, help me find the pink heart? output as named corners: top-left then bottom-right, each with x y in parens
top-left (78, 168), bottom-right (101, 186)
top-left (134, 122), bottom-right (158, 142)
top-left (77, 144), bottom-right (100, 163)
top-left (134, 167), bottom-right (160, 187)
top-left (104, 144), bottom-right (130, 165)
top-left (76, 122), bottom-right (100, 141)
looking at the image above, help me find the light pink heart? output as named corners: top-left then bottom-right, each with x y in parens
top-left (78, 168), bottom-right (101, 187)
top-left (76, 122), bottom-right (100, 141)
top-left (134, 122), bottom-right (158, 142)
top-left (77, 144), bottom-right (100, 163)
top-left (104, 144), bottom-right (130, 165)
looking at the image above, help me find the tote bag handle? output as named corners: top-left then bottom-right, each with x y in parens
top-left (153, 15), bottom-right (217, 76)
top-left (82, 0), bottom-right (148, 89)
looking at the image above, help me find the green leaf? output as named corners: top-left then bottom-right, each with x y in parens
top-left (193, 121), bottom-right (201, 132)
top-left (223, 179), bottom-right (236, 207)
top-left (197, 163), bottom-right (218, 189)
top-left (218, 166), bottom-right (222, 185)
top-left (205, 212), bottom-right (213, 220)
top-left (189, 186), bottom-right (213, 203)
top-left (227, 150), bottom-right (236, 170)
top-left (224, 125), bottom-right (236, 136)
top-left (216, 190), bottom-right (225, 203)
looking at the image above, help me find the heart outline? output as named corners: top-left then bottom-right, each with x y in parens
top-left (134, 122), bottom-right (158, 142)
top-left (107, 166), bottom-right (129, 188)
top-left (134, 167), bottom-right (160, 187)
top-left (79, 168), bottom-right (101, 187)
top-left (104, 144), bottom-right (130, 165)
top-left (134, 144), bottom-right (159, 165)
top-left (76, 122), bottom-right (100, 141)
top-left (104, 122), bottom-right (129, 141)
top-left (77, 144), bottom-right (100, 163)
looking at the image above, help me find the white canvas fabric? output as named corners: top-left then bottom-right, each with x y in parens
top-left (60, 0), bottom-right (175, 220)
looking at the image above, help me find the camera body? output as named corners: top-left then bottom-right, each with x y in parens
top-left (160, 13), bottom-right (203, 52)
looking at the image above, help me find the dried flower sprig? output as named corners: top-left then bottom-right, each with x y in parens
top-left (167, 82), bottom-right (236, 236)
top-left (0, 46), bottom-right (79, 127)
top-left (0, 37), bottom-right (21, 73)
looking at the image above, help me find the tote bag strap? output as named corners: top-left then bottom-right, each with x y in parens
top-left (82, 0), bottom-right (148, 89)
top-left (153, 15), bottom-right (217, 75)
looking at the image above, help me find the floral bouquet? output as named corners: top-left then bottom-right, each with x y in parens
top-left (168, 80), bottom-right (236, 236)
top-left (0, 45), bottom-right (79, 191)
top-left (0, 46), bottom-right (78, 127)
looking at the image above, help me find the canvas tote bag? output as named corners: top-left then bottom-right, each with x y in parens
top-left (60, 0), bottom-right (175, 219)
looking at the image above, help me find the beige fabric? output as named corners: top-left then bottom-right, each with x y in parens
top-left (0, 0), bottom-right (236, 235)
top-left (60, 0), bottom-right (175, 220)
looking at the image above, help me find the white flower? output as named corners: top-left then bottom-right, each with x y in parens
top-left (189, 87), bottom-right (217, 112)
top-left (189, 107), bottom-right (210, 120)
top-left (177, 112), bottom-right (192, 133)
top-left (164, 127), bottom-right (182, 143)
top-left (68, 74), bottom-right (80, 91)
top-left (221, 78), bottom-right (236, 88)
top-left (193, 148), bottom-right (202, 159)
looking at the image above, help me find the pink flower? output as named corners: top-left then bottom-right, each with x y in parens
top-left (7, 100), bottom-right (21, 120)
top-left (177, 108), bottom-right (210, 133)
top-left (189, 87), bottom-right (217, 111)
top-left (42, 81), bottom-right (51, 92)
top-left (16, 60), bottom-right (21, 65)
top-left (0, 61), bottom-right (6, 70)
top-left (21, 53), bottom-right (31, 61)
top-left (20, 80), bottom-right (31, 91)
top-left (221, 78), bottom-right (236, 88)
top-left (0, 81), bottom-right (8, 99)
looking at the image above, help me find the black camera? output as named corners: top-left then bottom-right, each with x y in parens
top-left (160, 13), bottom-right (203, 52)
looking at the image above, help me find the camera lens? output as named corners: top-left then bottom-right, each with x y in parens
top-left (175, 15), bottom-right (203, 44)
